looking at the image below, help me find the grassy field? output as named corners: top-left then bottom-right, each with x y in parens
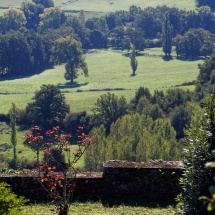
top-left (0, 0), bottom-right (196, 16)
top-left (0, 49), bottom-right (202, 114)
top-left (21, 202), bottom-right (176, 215)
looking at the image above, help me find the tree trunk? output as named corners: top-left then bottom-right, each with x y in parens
top-left (70, 75), bottom-right (73, 84)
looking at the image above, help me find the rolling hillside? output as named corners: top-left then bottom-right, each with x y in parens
top-left (0, 0), bottom-right (196, 16)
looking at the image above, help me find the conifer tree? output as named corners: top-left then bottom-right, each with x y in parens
top-left (162, 13), bottom-right (172, 57)
top-left (9, 103), bottom-right (18, 169)
top-left (130, 42), bottom-right (138, 76)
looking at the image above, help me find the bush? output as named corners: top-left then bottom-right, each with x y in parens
top-left (0, 182), bottom-right (29, 215)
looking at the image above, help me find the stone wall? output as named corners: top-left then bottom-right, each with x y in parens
top-left (0, 161), bottom-right (184, 202)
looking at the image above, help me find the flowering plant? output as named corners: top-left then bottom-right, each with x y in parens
top-left (24, 125), bottom-right (94, 215)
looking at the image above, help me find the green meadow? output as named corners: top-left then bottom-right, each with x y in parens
top-left (0, 49), bottom-right (202, 114)
top-left (0, 0), bottom-right (196, 17)
top-left (57, 0), bottom-right (195, 12)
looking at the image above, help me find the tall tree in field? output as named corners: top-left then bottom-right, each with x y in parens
top-left (162, 13), bottom-right (172, 57)
top-left (130, 42), bottom-right (138, 76)
top-left (51, 36), bottom-right (88, 83)
top-left (9, 103), bottom-right (18, 169)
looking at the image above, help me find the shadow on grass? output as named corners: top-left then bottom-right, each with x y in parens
top-left (57, 82), bottom-right (89, 89)
top-left (122, 52), bottom-right (145, 57)
top-left (0, 65), bottom-right (53, 82)
top-left (101, 197), bottom-right (175, 208)
top-left (162, 56), bottom-right (173, 61)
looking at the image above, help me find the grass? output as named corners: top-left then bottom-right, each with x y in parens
top-left (57, 0), bottom-right (196, 13)
top-left (0, 122), bottom-right (84, 169)
top-left (21, 202), bottom-right (176, 215)
top-left (0, 0), bottom-right (196, 11)
top-left (0, 48), bottom-right (202, 167)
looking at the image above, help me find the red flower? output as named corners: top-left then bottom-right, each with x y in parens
top-left (46, 130), bottom-right (55, 136)
top-left (53, 126), bottom-right (60, 131)
top-left (31, 126), bottom-right (41, 133)
top-left (44, 150), bottom-right (51, 156)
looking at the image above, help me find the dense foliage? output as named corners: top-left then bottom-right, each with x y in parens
top-left (26, 84), bottom-right (70, 129)
top-left (85, 113), bottom-right (179, 171)
top-left (0, 182), bottom-right (29, 215)
top-left (177, 95), bottom-right (215, 215)
top-left (196, 0), bottom-right (215, 10)
top-left (196, 53), bottom-right (215, 99)
top-left (176, 28), bottom-right (214, 60)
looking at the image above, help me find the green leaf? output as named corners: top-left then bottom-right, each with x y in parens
top-left (205, 162), bottom-right (215, 168)
top-left (207, 202), bottom-right (215, 211)
top-left (209, 186), bottom-right (215, 197)
top-left (198, 196), bottom-right (208, 201)
top-left (212, 150), bottom-right (215, 158)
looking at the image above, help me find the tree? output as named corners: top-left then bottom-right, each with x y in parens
top-left (33, 0), bottom-right (54, 8)
top-left (195, 53), bottom-right (215, 99)
top-left (24, 125), bottom-right (94, 215)
top-left (21, 1), bottom-right (44, 30)
top-left (196, 0), bottom-right (215, 10)
top-left (130, 87), bottom-right (151, 112)
top-left (1, 7), bottom-right (26, 31)
top-left (184, 10), bottom-right (201, 31)
top-left (0, 31), bottom-right (32, 76)
top-left (9, 103), bottom-right (18, 169)
top-left (0, 182), bottom-right (29, 215)
top-left (129, 42), bottom-right (138, 76)
top-left (51, 36), bottom-right (88, 83)
top-left (177, 95), bottom-right (215, 214)
top-left (85, 113), bottom-right (179, 171)
top-left (89, 29), bottom-right (107, 48)
top-left (26, 85), bottom-right (70, 129)
top-left (65, 16), bottom-right (91, 49)
top-left (162, 13), bottom-right (172, 57)
top-left (92, 92), bottom-right (127, 134)
top-left (122, 27), bottom-right (145, 51)
top-left (176, 28), bottom-right (214, 60)
top-left (24, 30), bottom-right (49, 71)
top-left (39, 7), bottom-right (66, 31)
top-left (78, 10), bottom-right (85, 25)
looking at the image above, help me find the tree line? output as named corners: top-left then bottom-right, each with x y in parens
top-left (0, 1), bottom-right (215, 79)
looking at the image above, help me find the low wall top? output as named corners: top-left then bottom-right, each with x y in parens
top-left (103, 160), bottom-right (184, 169)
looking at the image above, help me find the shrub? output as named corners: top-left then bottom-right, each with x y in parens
top-left (0, 182), bottom-right (29, 215)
